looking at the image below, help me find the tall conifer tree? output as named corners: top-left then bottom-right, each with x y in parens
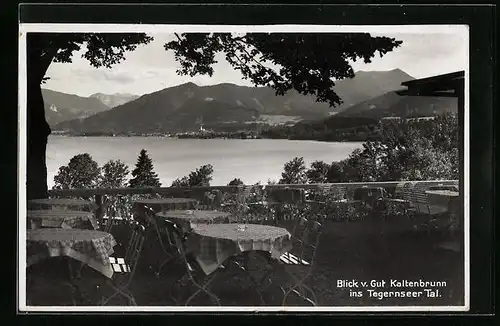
top-left (129, 149), bottom-right (161, 188)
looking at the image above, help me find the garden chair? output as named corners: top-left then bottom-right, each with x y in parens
top-left (255, 215), bottom-right (323, 306)
top-left (101, 196), bottom-right (123, 233)
top-left (167, 221), bottom-right (221, 306)
top-left (403, 182), bottom-right (454, 236)
top-left (278, 216), bottom-right (323, 306)
top-left (99, 221), bottom-right (146, 306)
top-left (405, 182), bottom-right (453, 216)
top-left (141, 204), bottom-right (179, 278)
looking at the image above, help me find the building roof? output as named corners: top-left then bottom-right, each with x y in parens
top-left (396, 71), bottom-right (464, 98)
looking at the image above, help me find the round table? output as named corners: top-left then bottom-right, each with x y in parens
top-left (156, 210), bottom-right (232, 234)
top-left (28, 198), bottom-right (96, 211)
top-left (27, 229), bottom-right (117, 278)
top-left (186, 223), bottom-right (293, 275)
top-left (27, 209), bottom-right (98, 230)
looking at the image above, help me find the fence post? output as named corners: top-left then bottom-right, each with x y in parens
top-left (95, 194), bottom-right (103, 227)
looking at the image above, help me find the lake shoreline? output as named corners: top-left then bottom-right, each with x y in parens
top-left (50, 134), bottom-right (361, 143)
top-left (46, 137), bottom-right (363, 189)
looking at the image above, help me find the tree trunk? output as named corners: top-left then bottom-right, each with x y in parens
top-left (26, 36), bottom-right (52, 200)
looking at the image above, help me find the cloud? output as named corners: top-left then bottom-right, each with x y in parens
top-left (70, 68), bottom-right (135, 84)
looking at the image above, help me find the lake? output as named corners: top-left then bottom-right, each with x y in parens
top-left (46, 136), bottom-right (363, 188)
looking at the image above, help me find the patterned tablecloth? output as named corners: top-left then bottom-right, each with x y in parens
top-left (27, 229), bottom-right (117, 278)
top-left (186, 223), bottom-right (292, 275)
top-left (28, 198), bottom-right (97, 211)
top-left (27, 209), bottom-right (99, 230)
top-left (156, 210), bottom-right (232, 234)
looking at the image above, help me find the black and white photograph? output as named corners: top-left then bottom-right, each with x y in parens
top-left (19, 23), bottom-right (469, 312)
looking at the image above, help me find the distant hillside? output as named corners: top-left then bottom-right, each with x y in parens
top-left (56, 92), bottom-right (259, 134)
top-left (332, 69), bottom-right (415, 109)
top-left (336, 91), bottom-right (457, 119)
top-left (90, 93), bottom-right (139, 108)
top-left (42, 89), bottom-right (111, 126)
top-left (53, 69), bottom-right (415, 134)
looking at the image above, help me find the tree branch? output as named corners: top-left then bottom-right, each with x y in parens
top-left (234, 38), bottom-right (269, 70)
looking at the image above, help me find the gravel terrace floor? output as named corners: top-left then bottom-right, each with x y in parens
top-left (26, 217), bottom-right (464, 307)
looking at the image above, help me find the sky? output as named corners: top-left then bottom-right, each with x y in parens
top-left (44, 32), bottom-right (468, 97)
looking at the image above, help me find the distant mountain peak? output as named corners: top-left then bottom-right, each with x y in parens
top-left (89, 92), bottom-right (140, 108)
top-left (178, 82), bottom-right (199, 88)
top-left (53, 68), bottom-right (419, 133)
top-left (90, 92), bottom-right (138, 97)
top-left (354, 68), bottom-right (412, 77)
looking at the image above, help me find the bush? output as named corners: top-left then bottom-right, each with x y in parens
top-left (172, 164), bottom-right (214, 187)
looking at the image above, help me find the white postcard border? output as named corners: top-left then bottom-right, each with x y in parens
top-left (18, 23), bottom-right (470, 313)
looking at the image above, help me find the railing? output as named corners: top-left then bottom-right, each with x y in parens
top-left (48, 180), bottom-right (459, 198)
top-left (45, 180), bottom-right (460, 228)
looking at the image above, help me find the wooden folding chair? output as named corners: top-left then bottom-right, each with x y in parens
top-left (167, 222), bottom-right (221, 306)
top-left (279, 216), bottom-right (322, 306)
top-left (255, 216), bottom-right (323, 306)
top-left (406, 183), bottom-right (448, 233)
top-left (141, 205), bottom-right (180, 278)
top-left (99, 221), bottom-right (146, 306)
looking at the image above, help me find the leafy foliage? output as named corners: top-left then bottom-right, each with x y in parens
top-left (284, 114), bottom-right (459, 184)
top-left (100, 160), bottom-right (130, 188)
top-left (228, 178), bottom-right (245, 186)
top-left (262, 116), bottom-right (380, 141)
top-left (171, 164), bottom-right (214, 187)
top-left (31, 33), bottom-right (153, 80)
top-left (171, 176), bottom-right (190, 188)
top-left (279, 157), bottom-right (307, 184)
top-left (53, 153), bottom-right (101, 189)
top-left (129, 149), bottom-right (161, 188)
top-left (165, 33), bottom-right (402, 107)
top-left (326, 161), bottom-right (347, 183)
top-left (306, 160), bottom-right (331, 184)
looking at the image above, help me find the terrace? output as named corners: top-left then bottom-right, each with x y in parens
top-left (25, 180), bottom-right (463, 307)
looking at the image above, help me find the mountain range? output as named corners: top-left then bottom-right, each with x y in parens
top-left (42, 89), bottom-right (142, 126)
top-left (42, 89), bottom-right (111, 126)
top-left (89, 93), bottom-right (140, 108)
top-left (52, 69), bottom-right (422, 133)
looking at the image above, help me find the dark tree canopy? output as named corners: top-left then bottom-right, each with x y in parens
top-left (165, 33), bottom-right (402, 107)
top-left (53, 153), bottom-right (101, 190)
top-left (279, 157), bottom-right (307, 184)
top-left (129, 149), bottom-right (161, 188)
top-left (306, 160), bottom-right (331, 184)
top-left (172, 164), bottom-right (214, 187)
top-left (101, 159), bottom-right (130, 189)
top-left (228, 178), bottom-right (245, 186)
